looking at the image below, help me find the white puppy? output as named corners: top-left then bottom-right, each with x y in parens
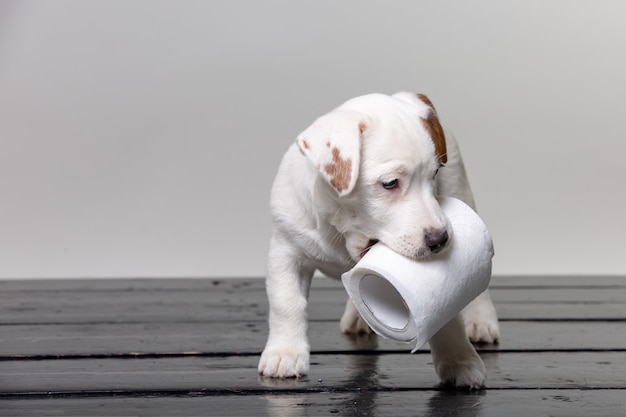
top-left (258, 92), bottom-right (499, 389)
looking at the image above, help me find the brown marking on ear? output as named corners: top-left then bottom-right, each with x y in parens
top-left (417, 94), bottom-right (447, 164)
top-left (420, 116), bottom-right (447, 164)
top-left (323, 147), bottom-right (352, 193)
top-left (417, 93), bottom-right (435, 109)
top-left (300, 139), bottom-right (310, 150)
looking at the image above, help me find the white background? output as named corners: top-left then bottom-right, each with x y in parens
top-left (1, 1), bottom-right (625, 279)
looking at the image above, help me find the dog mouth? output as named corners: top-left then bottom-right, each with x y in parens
top-left (359, 239), bottom-right (379, 258)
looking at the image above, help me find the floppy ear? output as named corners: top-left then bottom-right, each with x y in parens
top-left (296, 110), bottom-right (369, 197)
top-left (417, 93), bottom-right (447, 164)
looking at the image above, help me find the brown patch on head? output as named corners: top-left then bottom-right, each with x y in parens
top-left (300, 139), bottom-right (309, 150)
top-left (323, 147), bottom-right (352, 193)
top-left (417, 94), bottom-right (447, 164)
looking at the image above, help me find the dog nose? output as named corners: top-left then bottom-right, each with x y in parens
top-left (425, 229), bottom-right (449, 254)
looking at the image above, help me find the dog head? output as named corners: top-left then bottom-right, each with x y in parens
top-left (296, 92), bottom-right (450, 261)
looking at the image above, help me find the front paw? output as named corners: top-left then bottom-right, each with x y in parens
top-left (462, 304), bottom-right (500, 344)
top-left (461, 290), bottom-right (500, 344)
top-left (434, 352), bottom-right (487, 390)
top-left (340, 313), bottom-right (372, 335)
top-left (258, 343), bottom-right (310, 378)
top-left (339, 299), bottom-right (372, 335)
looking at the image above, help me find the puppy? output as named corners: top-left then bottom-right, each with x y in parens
top-left (258, 92), bottom-right (499, 389)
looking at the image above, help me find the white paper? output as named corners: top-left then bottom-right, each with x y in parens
top-left (341, 196), bottom-right (494, 351)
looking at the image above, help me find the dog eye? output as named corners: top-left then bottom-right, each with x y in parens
top-left (381, 179), bottom-right (398, 189)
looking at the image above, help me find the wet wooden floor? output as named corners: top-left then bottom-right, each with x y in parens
top-left (0, 276), bottom-right (625, 416)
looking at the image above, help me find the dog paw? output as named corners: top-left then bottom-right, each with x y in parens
top-left (462, 305), bottom-right (500, 344)
top-left (461, 292), bottom-right (500, 344)
top-left (258, 344), bottom-right (310, 378)
top-left (340, 299), bottom-right (372, 335)
top-left (340, 313), bottom-right (372, 335)
top-left (434, 353), bottom-right (487, 390)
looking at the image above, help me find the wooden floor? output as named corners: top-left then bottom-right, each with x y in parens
top-left (0, 276), bottom-right (625, 416)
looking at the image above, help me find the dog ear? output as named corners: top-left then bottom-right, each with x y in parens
top-left (296, 110), bottom-right (369, 197)
top-left (417, 94), bottom-right (447, 164)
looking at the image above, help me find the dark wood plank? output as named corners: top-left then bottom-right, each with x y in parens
top-left (2, 351), bottom-right (626, 394)
top-left (1, 275), bottom-right (624, 292)
top-left (0, 278), bottom-right (256, 292)
top-left (493, 303), bottom-right (626, 320)
top-left (4, 297), bottom-right (625, 323)
top-left (3, 299), bottom-right (624, 323)
top-left (1, 277), bottom-right (624, 325)
top-left (490, 275), bottom-right (626, 288)
top-left (0, 389), bottom-right (624, 417)
top-left (491, 287), bottom-right (626, 303)
top-left (1, 321), bottom-right (625, 357)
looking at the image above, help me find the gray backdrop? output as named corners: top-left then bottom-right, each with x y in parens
top-left (1, 1), bottom-right (625, 278)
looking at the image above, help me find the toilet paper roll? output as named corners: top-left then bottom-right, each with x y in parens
top-left (341, 196), bottom-right (494, 351)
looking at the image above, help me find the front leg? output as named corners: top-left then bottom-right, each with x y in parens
top-left (258, 234), bottom-right (314, 378)
top-left (429, 314), bottom-right (487, 389)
